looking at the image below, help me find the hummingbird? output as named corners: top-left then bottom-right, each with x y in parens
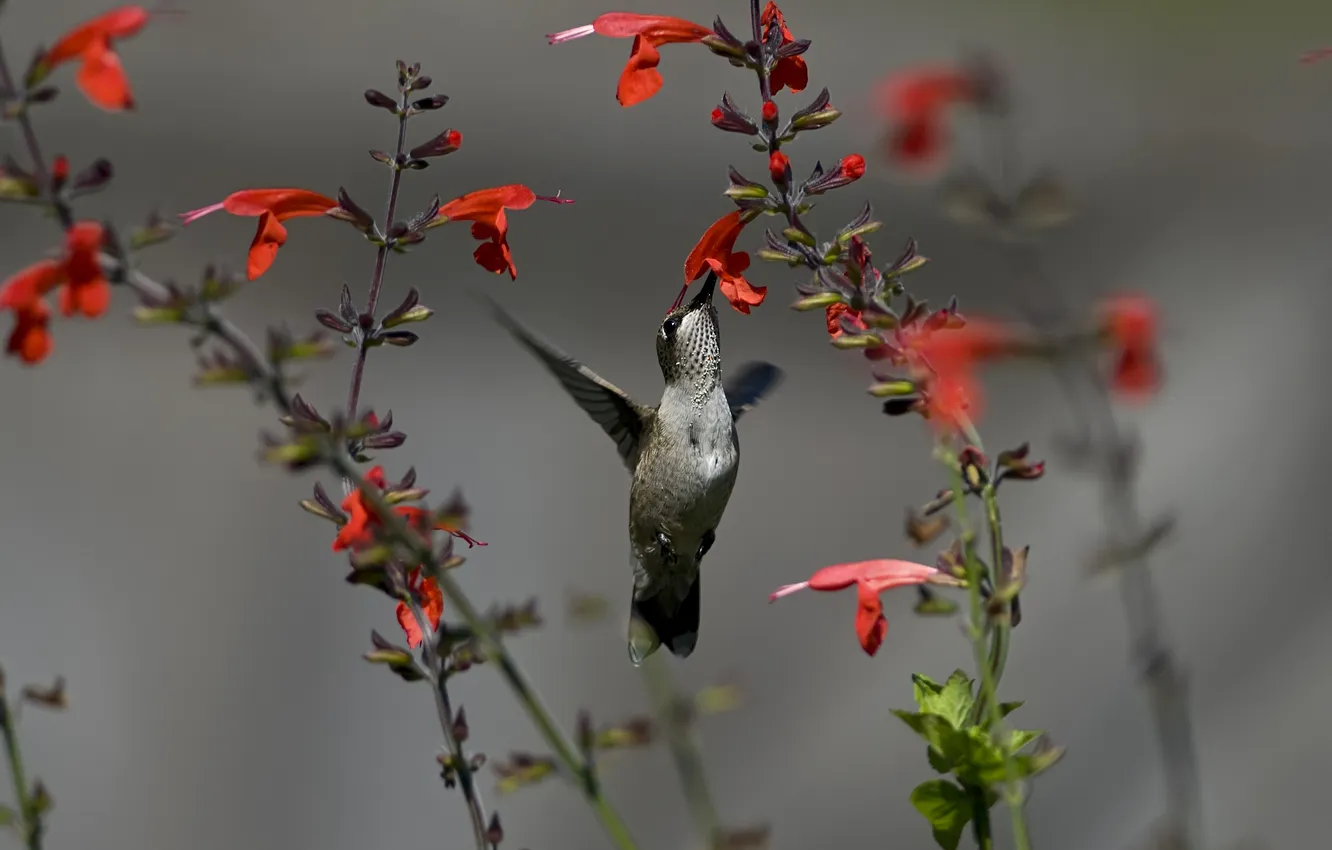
top-left (481, 272), bottom-right (783, 664)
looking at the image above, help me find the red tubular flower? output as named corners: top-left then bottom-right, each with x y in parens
top-left (333, 467), bottom-right (429, 552)
top-left (877, 67), bottom-right (977, 171)
top-left (43, 6), bottom-right (149, 111)
top-left (180, 189), bottom-right (339, 281)
top-left (760, 3), bottom-right (808, 94)
top-left (547, 13), bottom-right (713, 107)
top-left (1099, 295), bottom-right (1161, 399)
top-left (683, 211), bottom-right (767, 314)
top-left (770, 559), bottom-right (953, 656)
top-left (395, 566), bottom-right (444, 648)
top-left (435, 184), bottom-right (542, 280)
top-left (0, 222), bottom-right (111, 365)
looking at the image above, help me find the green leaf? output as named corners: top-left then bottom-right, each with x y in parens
top-left (1008, 729), bottom-right (1043, 752)
top-left (952, 728), bottom-right (1007, 787)
top-left (934, 670), bottom-right (974, 729)
top-left (892, 709), bottom-right (972, 772)
top-left (927, 746), bottom-right (953, 774)
top-left (910, 780), bottom-right (973, 850)
top-left (911, 673), bottom-right (944, 707)
top-left (999, 701), bottom-right (1024, 718)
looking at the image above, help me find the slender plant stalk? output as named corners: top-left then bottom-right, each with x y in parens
top-left (0, 37), bottom-right (640, 850)
top-left (968, 785), bottom-right (993, 850)
top-left (640, 654), bottom-right (721, 848)
top-left (0, 687), bottom-right (42, 850)
top-left (409, 601), bottom-right (490, 850)
top-left (942, 438), bottom-right (1032, 850)
top-left (977, 104), bottom-right (1200, 848)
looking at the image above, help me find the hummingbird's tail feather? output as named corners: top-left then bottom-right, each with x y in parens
top-left (627, 574), bottom-right (701, 665)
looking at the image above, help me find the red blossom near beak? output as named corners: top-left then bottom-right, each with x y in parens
top-left (0, 221), bottom-right (111, 365)
top-left (683, 211), bottom-right (767, 314)
top-left (547, 12), bottom-right (713, 107)
top-left (43, 6), bottom-right (150, 111)
top-left (770, 559), bottom-right (950, 656)
top-left (179, 189), bottom-right (339, 281)
top-left (760, 3), bottom-right (808, 94)
top-left (434, 184), bottom-right (553, 280)
top-left (877, 67), bottom-right (977, 171)
top-left (1098, 294), bottom-right (1162, 399)
top-left (395, 566), bottom-right (444, 649)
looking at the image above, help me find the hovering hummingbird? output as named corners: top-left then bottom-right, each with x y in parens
top-left (481, 273), bottom-right (783, 664)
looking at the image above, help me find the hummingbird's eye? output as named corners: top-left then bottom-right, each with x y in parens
top-left (662, 316), bottom-right (681, 338)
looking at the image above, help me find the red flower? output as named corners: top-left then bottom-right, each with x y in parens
top-left (333, 466), bottom-right (484, 552)
top-left (825, 302), bottom-right (866, 339)
top-left (435, 185), bottom-right (542, 280)
top-left (768, 150), bottom-right (790, 184)
top-left (761, 100), bottom-right (778, 123)
top-left (547, 13), bottom-right (713, 107)
top-left (770, 559), bottom-right (953, 656)
top-left (6, 301), bottom-right (52, 365)
top-left (760, 3), bottom-right (808, 94)
top-left (878, 67), bottom-right (977, 171)
top-left (43, 6), bottom-right (149, 111)
top-left (180, 189), bottom-right (338, 281)
top-left (1099, 295), bottom-right (1161, 399)
top-left (0, 222), bottom-right (111, 365)
top-left (906, 319), bottom-right (1011, 430)
top-left (395, 566), bottom-right (444, 649)
top-left (683, 211), bottom-right (767, 314)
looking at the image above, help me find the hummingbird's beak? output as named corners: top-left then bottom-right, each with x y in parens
top-left (688, 271), bottom-right (717, 311)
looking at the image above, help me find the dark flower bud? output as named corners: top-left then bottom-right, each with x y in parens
top-left (363, 89), bottom-right (397, 112)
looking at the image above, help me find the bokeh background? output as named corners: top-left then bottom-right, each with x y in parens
top-left (3, 0), bottom-right (1331, 848)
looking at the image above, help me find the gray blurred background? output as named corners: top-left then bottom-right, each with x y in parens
top-left (2, 0), bottom-right (1331, 848)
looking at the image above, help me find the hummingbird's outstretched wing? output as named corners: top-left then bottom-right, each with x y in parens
top-left (724, 361), bottom-right (784, 421)
top-left (480, 294), bottom-right (654, 470)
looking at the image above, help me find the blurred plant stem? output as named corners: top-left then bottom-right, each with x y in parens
top-left (640, 654), bottom-right (722, 848)
top-left (0, 34), bottom-right (640, 848)
top-left (976, 102), bottom-right (1201, 849)
top-left (941, 433), bottom-right (1032, 850)
top-left (0, 677), bottom-right (42, 850)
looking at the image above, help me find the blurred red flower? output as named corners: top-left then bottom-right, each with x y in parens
top-left (877, 66), bottom-right (977, 171)
top-left (1098, 294), bottom-right (1161, 399)
top-left (547, 13), bottom-right (712, 107)
top-left (43, 5), bottom-right (148, 111)
top-left (179, 189), bottom-right (339, 281)
top-left (770, 559), bottom-right (953, 656)
top-left (684, 211), bottom-right (767, 314)
top-left (396, 566), bottom-right (444, 649)
top-left (0, 221), bottom-right (110, 364)
top-left (825, 302), bottom-right (866, 339)
top-left (760, 3), bottom-right (808, 94)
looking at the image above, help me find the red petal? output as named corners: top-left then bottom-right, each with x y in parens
top-left (617, 36), bottom-right (664, 107)
top-left (1112, 348), bottom-right (1161, 399)
top-left (593, 13), bottom-right (711, 41)
top-left (879, 69), bottom-right (975, 120)
top-left (0, 260), bottom-right (66, 309)
top-left (6, 300), bottom-right (53, 365)
top-left (45, 6), bottom-right (149, 66)
top-left (59, 276), bottom-right (111, 318)
top-left (75, 41), bottom-right (134, 111)
top-left (887, 118), bottom-right (948, 170)
top-left (222, 189), bottom-right (338, 220)
top-left (246, 211), bottom-right (287, 280)
top-left (807, 559), bottom-right (940, 593)
top-left (684, 211), bottom-right (744, 283)
top-left (396, 600), bottom-right (425, 648)
top-left (365, 466), bottom-right (388, 488)
top-left (854, 581), bottom-right (888, 656)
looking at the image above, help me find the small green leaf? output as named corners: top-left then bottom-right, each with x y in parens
top-left (911, 673), bottom-right (944, 706)
top-left (910, 780), bottom-right (973, 850)
top-left (927, 746), bottom-right (952, 774)
top-left (999, 701), bottom-right (1024, 718)
top-left (790, 291), bottom-right (842, 311)
top-left (934, 671), bottom-right (974, 729)
top-left (1009, 729), bottom-right (1043, 752)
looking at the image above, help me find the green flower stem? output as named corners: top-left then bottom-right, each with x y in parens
top-left (408, 600), bottom-right (490, 850)
top-left (968, 785), bottom-right (993, 850)
top-left (640, 655), bottom-right (721, 847)
top-left (0, 687), bottom-right (42, 850)
top-left (344, 466), bottom-right (640, 850)
top-left (942, 445), bottom-right (1032, 850)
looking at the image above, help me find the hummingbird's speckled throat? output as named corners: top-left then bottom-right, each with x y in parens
top-left (480, 272), bottom-right (783, 665)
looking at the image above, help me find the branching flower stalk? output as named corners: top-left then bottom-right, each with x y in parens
top-left (0, 20), bottom-right (639, 849)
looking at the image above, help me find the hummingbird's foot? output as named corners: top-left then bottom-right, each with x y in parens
top-left (696, 528), bottom-right (716, 561)
top-left (655, 530), bottom-right (678, 564)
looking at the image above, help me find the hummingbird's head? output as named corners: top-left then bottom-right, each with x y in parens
top-left (656, 272), bottom-right (721, 388)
